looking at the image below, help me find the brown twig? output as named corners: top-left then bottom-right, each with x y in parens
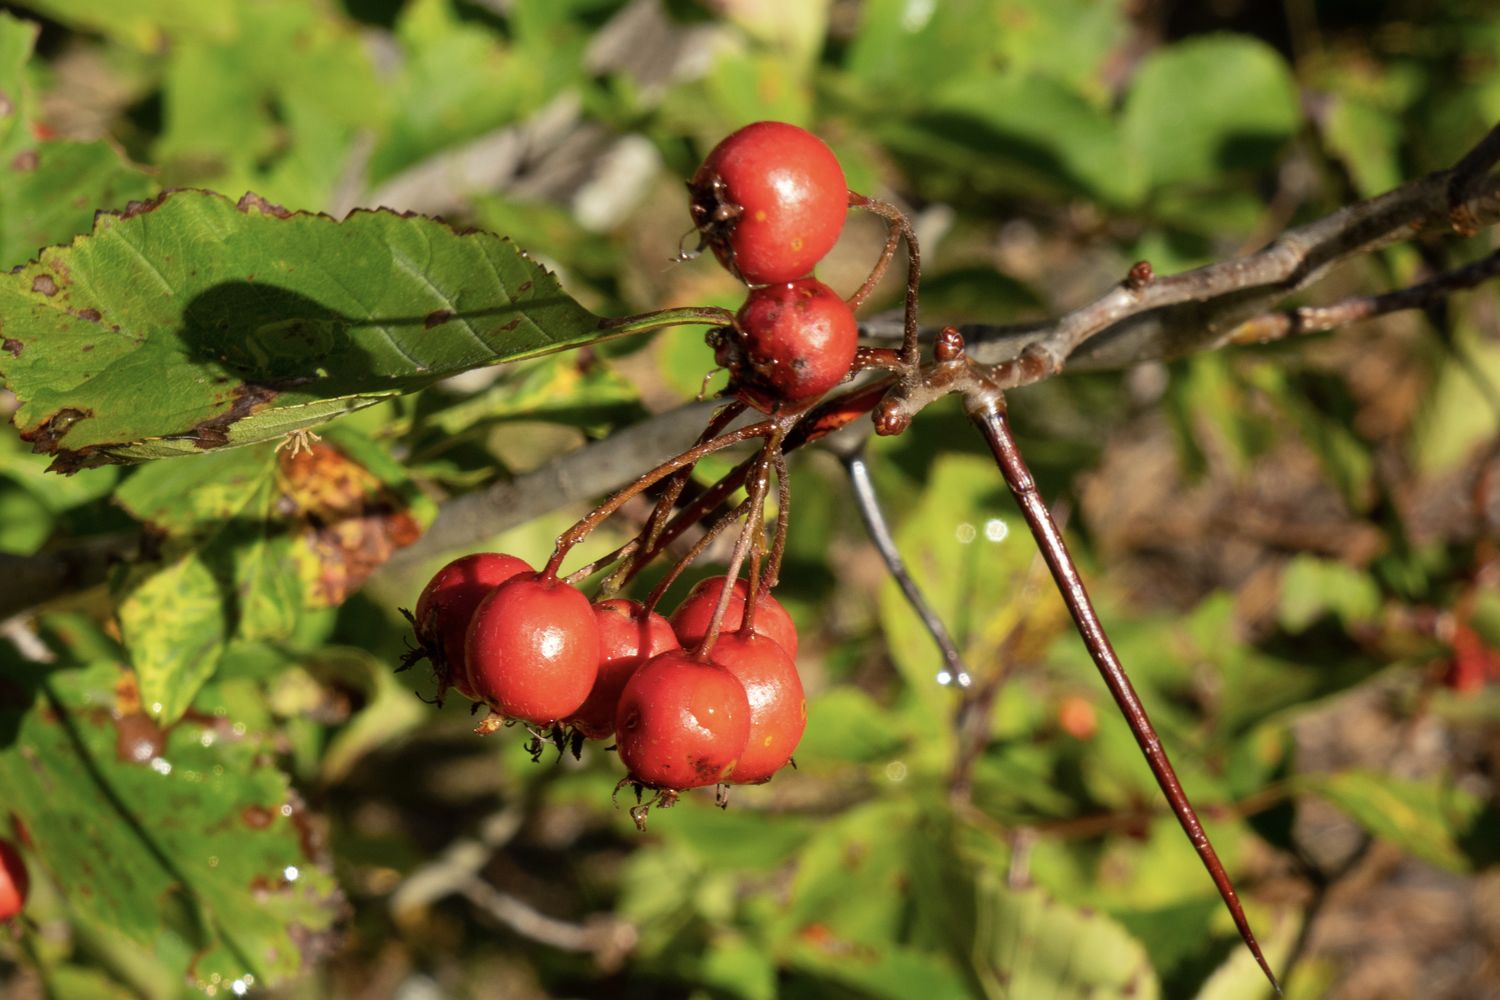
top-left (1226, 247), bottom-right (1500, 346)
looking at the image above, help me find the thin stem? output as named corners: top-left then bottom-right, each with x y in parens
top-left (846, 191), bottom-right (904, 310)
top-left (842, 444), bottom-right (970, 688)
top-left (643, 499), bottom-right (752, 613)
top-left (852, 196), bottom-right (922, 366)
top-left (643, 401), bottom-right (748, 553)
top-left (763, 446), bottom-right (792, 589)
top-left (600, 400), bottom-right (750, 592)
top-left (544, 419), bottom-right (776, 577)
top-left (624, 387), bottom-right (883, 580)
top-left (698, 431), bottom-right (781, 659)
top-left (968, 401), bottom-right (1281, 996)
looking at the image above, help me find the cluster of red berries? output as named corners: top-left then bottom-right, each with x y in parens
top-left (399, 122), bottom-right (882, 819)
top-left (0, 838), bottom-right (26, 921)
top-left (408, 554), bottom-right (805, 799)
top-left (690, 121), bottom-right (860, 412)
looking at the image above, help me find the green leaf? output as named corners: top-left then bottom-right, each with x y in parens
top-left (798, 687), bottom-right (908, 765)
top-left (701, 934), bottom-right (778, 1000)
top-left (1300, 770), bottom-right (1485, 872)
top-left (113, 445), bottom-right (302, 720)
top-left (4, 0), bottom-right (238, 49)
top-left (0, 188), bottom-right (716, 471)
top-left (976, 874), bottom-right (1161, 1000)
top-left (1190, 906), bottom-right (1300, 1000)
top-left (1322, 97), bottom-right (1404, 198)
top-left (153, 0), bottom-right (382, 209)
top-left (2, 141), bottom-right (158, 271)
top-left (0, 13), bottom-right (37, 157)
top-left (1411, 319), bottom-right (1500, 477)
top-left (872, 72), bottom-right (1144, 206)
top-left (1123, 35), bottom-right (1300, 191)
top-left (991, 0), bottom-right (1129, 101)
top-left (0, 14), bottom-right (156, 269)
top-left (369, 0), bottom-right (549, 184)
top-left (310, 647), bottom-right (429, 785)
top-left (882, 451), bottom-right (1069, 732)
top-left (0, 660), bottom-right (342, 991)
top-left (1277, 554), bottom-right (1381, 634)
top-left (845, 0), bottom-right (999, 100)
top-left (113, 545), bottom-right (228, 724)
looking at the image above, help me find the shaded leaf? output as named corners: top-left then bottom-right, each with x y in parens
top-left (1123, 35), bottom-right (1300, 191)
top-left (872, 73), bottom-right (1143, 206)
top-left (799, 687), bottom-right (908, 765)
top-left (0, 188), bottom-right (710, 471)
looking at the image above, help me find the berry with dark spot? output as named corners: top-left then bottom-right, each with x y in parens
top-left (615, 651), bottom-right (750, 790)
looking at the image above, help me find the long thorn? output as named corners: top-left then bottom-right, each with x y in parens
top-left (968, 400), bottom-right (1281, 995)
top-left (842, 444), bottom-right (971, 688)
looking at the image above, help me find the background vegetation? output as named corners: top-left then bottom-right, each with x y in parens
top-left (1, 1), bottom-right (1498, 998)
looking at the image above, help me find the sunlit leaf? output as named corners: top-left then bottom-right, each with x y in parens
top-left (976, 873), bottom-right (1161, 1000)
top-left (0, 189), bottom-right (712, 471)
top-left (1300, 770), bottom-right (1485, 872)
top-left (1123, 35), bottom-right (1300, 191)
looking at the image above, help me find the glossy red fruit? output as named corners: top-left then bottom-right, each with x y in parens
top-left (615, 651), bottom-right (751, 790)
top-left (728, 277), bottom-right (858, 408)
top-left (465, 573), bottom-right (601, 725)
top-left (689, 121), bottom-right (847, 285)
top-left (567, 599), bottom-right (680, 740)
top-left (671, 577), bottom-right (798, 659)
top-left (0, 838), bottom-right (27, 921)
top-left (709, 632), bottom-right (806, 784)
top-left (414, 552), bottom-right (533, 699)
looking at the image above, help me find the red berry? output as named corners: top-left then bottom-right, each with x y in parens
top-left (728, 277), bottom-right (858, 408)
top-left (615, 651), bottom-right (750, 790)
top-left (465, 573), bottom-right (601, 725)
top-left (671, 577), bottom-right (798, 659)
top-left (709, 632), bottom-right (806, 784)
top-left (0, 838), bottom-right (27, 921)
top-left (414, 552), bottom-right (534, 699)
top-left (567, 599), bottom-right (680, 740)
top-left (689, 121), bottom-right (847, 285)
top-left (1057, 695), bottom-right (1098, 741)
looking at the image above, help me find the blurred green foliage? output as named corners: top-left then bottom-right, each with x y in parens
top-left (1, 1), bottom-right (1499, 999)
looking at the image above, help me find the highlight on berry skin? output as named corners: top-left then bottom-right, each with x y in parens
top-left (688, 121), bottom-right (849, 285)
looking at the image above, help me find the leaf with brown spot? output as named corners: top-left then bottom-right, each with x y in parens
top-left (0, 658), bottom-right (342, 992)
top-left (0, 188), bottom-right (714, 472)
top-left (275, 429), bottom-right (431, 606)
